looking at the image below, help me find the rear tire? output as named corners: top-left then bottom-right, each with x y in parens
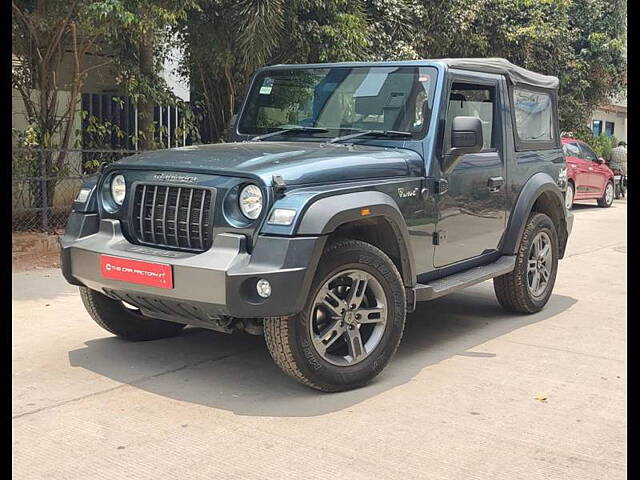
top-left (565, 182), bottom-right (574, 210)
top-left (80, 287), bottom-right (186, 341)
top-left (493, 213), bottom-right (559, 314)
top-left (597, 181), bottom-right (614, 207)
top-left (264, 239), bottom-right (406, 392)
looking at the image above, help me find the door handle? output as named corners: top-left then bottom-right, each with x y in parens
top-left (487, 176), bottom-right (504, 192)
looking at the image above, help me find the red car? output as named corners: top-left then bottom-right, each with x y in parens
top-left (562, 137), bottom-right (615, 210)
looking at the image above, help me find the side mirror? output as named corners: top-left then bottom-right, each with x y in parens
top-left (441, 116), bottom-right (484, 174)
top-left (597, 157), bottom-right (605, 164)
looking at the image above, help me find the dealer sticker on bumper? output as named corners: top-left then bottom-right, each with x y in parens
top-left (100, 255), bottom-right (173, 289)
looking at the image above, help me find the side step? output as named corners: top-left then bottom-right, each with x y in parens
top-left (414, 255), bottom-right (516, 302)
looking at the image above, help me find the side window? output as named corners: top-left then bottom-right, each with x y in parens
top-left (579, 142), bottom-right (598, 162)
top-left (446, 82), bottom-right (496, 150)
top-left (563, 142), bottom-right (580, 157)
top-left (512, 87), bottom-right (555, 146)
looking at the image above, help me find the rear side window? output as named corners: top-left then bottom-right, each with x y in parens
top-left (562, 142), bottom-right (580, 157)
top-left (578, 141), bottom-right (598, 162)
top-left (511, 87), bottom-right (558, 151)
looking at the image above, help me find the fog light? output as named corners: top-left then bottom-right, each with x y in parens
top-left (256, 279), bottom-right (271, 298)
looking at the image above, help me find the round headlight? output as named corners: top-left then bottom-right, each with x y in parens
top-left (239, 184), bottom-right (263, 220)
top-left (111, 174), bottom-right (126, 205)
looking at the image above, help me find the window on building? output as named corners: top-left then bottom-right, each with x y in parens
top-left (592, 120), bottom-right (603, 136)
top-left (605, 121), bottom-right (615, 136)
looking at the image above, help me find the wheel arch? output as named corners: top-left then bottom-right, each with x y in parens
top-left (296, 191), bottom-right (416, 287)
top-left (502, 172), bottom-right (571, 259)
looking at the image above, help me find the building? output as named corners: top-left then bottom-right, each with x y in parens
top-left (591, 94), bottom-right (627, 143)
top-left (12, 47), bottom-right (191, 225)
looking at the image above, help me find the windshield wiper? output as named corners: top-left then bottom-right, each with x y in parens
top-left (326, 129), bottom-right (413, 144)
top-left (250, 127), bottom-right (329, 142)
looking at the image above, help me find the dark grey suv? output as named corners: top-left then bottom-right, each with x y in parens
top-left (61, 58), bottom-right (573, 392)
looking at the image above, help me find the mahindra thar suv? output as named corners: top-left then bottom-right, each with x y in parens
top-left (61, 58), bottom-right (573, 392)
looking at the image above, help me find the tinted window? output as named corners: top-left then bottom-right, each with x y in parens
top-left (513, 88), bottom-right (554, 141)
top-left (446, 83), bottom-right (496, 149)
top-left (562, 142), bottom-right (580, 157)
top-left (579, 142), bottom-right (598, 162)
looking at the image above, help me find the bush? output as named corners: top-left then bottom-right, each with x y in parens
top-left (574, 132), bottom-right (618, 160)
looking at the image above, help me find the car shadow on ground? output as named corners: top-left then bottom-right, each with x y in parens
top-left (68, 283), bottom-right (577, 417)
top-left (571, 198), bottom-right (626, 212)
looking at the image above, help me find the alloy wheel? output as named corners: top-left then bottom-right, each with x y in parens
top-left (309, 269), bottom-right (388, 366)
top-left (565, 184), bottom-right (573, 210)
top-left (527, 231), bottom-right (553, 298)
top-left (605, 182), bottom-right (614, 205)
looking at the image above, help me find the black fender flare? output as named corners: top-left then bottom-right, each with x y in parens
top-left (502, 172), bottom-right (570, 258)
top-left (296, 191), bottom-right (416, 286)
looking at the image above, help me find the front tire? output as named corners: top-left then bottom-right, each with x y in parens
top-left (597, 181), bottom-right (614, 207)
top-left (80, 287), bottom-right (186, 341)
top-left (264, 239), bottom-right (406, 392)
top-left (493, 213), bottom-right (559, 314)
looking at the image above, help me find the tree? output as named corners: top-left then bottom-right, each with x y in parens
top-left (12, 0), bottom-right (133, 215)
top-left (411, 0), bottom-right (626, 133)
top-left (12, 0), bottom-right (197, 220)
top-left (178, 0), bottom-right (370, 143)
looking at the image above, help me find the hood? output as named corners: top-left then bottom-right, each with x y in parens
top-left (113, 141), bottom-right (422, 186)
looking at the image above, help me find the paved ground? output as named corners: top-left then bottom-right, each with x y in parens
top-left (12, 199), bottom-right (626, 480)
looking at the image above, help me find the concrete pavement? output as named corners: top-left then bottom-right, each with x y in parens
top-left (12, 199), bottom-right (626, 479)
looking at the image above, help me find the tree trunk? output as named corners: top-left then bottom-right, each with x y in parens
top-left (138, 33), bottom-right (155, 150)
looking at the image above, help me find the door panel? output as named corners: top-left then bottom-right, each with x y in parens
top-left (578, 141), bottom-right (605, 195)
top-left (573, 157), bottom-right (592, 197)
top-left (563, 142), bottom-right (588, 197)
top-left (434, 152), bottom-right (506, 267)
top-left (434, 78), bottom-right (507, 268)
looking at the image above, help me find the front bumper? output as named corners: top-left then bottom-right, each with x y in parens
top-left (60, 214), bottom-right (325, 324)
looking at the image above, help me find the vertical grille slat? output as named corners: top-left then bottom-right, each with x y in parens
top-left (139, 185), bottom-right (147, 242)
top-left (150, 186), bottom-right (158, 244)
top-left (174, 187), bottom-right (182, 247)
top-left (132, 183), bottom-right (214, 252)
top-left (161, 186), bottom-right (169, 245)
top-left (185, 189), bottom-right (194, 249)
top-left (198, 191), bottom-right (206, 249)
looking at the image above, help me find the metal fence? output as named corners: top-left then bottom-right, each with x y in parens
top-left (12, 147), bottom-right (145, 232)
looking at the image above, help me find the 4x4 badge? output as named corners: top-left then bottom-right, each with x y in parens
top-left (397, 187), bottom-right (419, 198)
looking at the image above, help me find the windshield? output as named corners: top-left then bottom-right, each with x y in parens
top-left (238, 66), bottom-right (438, 141)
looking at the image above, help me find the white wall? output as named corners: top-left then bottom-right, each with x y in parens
top-left (590, 108), bottom-right (627, 143)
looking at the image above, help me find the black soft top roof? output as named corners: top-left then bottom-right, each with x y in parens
top-left (440, 57), bottom-right (559, 90)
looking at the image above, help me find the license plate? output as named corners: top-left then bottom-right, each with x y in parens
top-left (100, 255), bottom-right (173, 289)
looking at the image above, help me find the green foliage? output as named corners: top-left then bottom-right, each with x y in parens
top-left (13, 0), bottom-right (626, 147)
top-left (575, 132), bottom-right (619, 159)
top-left (177, 0), bottom-right (625, 142)
top-left (177, 0), bottom-right (372, 142)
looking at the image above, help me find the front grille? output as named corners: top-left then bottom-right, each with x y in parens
top-left (131, 184), bottom-right (214, 252)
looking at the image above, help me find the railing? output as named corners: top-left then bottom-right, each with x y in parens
top-left (12, 147), bottom-right (146, 232)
